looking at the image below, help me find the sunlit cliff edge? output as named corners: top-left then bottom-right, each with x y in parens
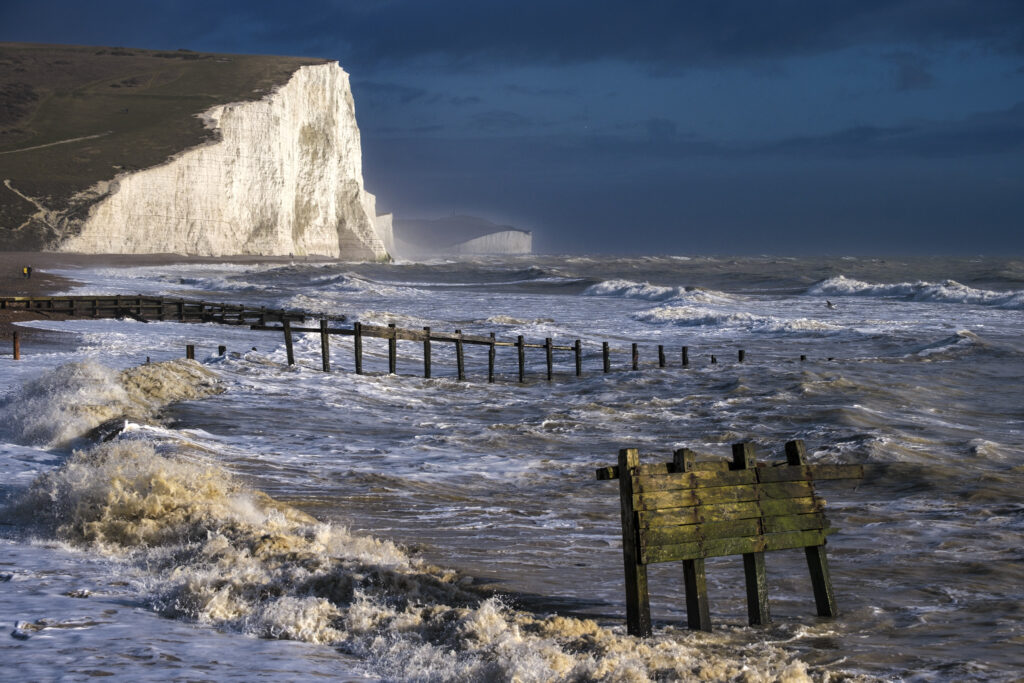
top-left (0, 44), bottom-right (391, 259)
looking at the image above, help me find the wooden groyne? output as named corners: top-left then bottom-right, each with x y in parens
top-left (597, 440), bottom-right (863, 635)
top-left (1, 295), bottom-right (315, 326)
top-left (4, 295), bottom-right (822, 380)
top-left (249, 319), bottom-right (766, 383)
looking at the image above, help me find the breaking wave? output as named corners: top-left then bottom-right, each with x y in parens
top-left (808, 276), bottom-right (1024, 309)
top-left (635, 305), bottom-right (844, 333)
top-left (0, 360), bottom-right (222, 448)
top-left (583, 279), bottom-right (737, 305)
top-left (8, 436), bottom-right (817, 682)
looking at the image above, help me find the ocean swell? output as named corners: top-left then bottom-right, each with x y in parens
top-left (808, 275), bottom-right (1024, 309)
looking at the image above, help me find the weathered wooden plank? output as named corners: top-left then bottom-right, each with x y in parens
top-left (633, 468), bottom-right (758, 492)
top-left (640, 529), bottom-right (831, 564)
top-left (633, 481), bottom-right (814, 511)
top-left (637, 497), bottom-right (824, 529)
top-left (639, 513), bottom-right (828, 548)
top-left (756, 464), bottom-right (864, 483)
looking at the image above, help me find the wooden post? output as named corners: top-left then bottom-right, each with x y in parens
top-left (455, 329), bottom-right (465, 381)
top-left (320, 319), bottom-right (331, 372)
top-left (603, 342), bottom-right (610, 373)
top-left (674, 448), bottom-right (711, 631)
top-left (283, 319), bottom-right (295, 366)
top-left (732, 442), bottom-right (770, 626)
top-left (388, 323), bottom-right (397, 374)
top-left (488, 332), bottom-right (496, 383)
top-left (711, 355), bottom-right (717, 364)
top-left (658, 345), bottom-right (666, 368)
top-left (574, 339), bottom-right (582, 377)
top-left (259, 306), bottom-right (267, 326)
top-left (632, 343), bottom-right (639, 371)
top-left (545, 337), bottom-right (553, 381)
top-left (682, 346), bottom-right (689, 367)
top-left (354, 322), bottom-right (363, 375)
top-left (618, 448), bottom-right (652, 637)
top-left (738, 349), bottom-right (746, 363)
top-left (186, 344), bottom-right (195, 360)
top-left (12, 331), bottom-right (20, 360)
top-left (218, 345), bottom-right (227, 356)
top-left (423, 326), bottom-right (431, 378)
top-left (517, 335), bottom-right (525, 383)
top-left (785, 439), bottom-right (838, 617)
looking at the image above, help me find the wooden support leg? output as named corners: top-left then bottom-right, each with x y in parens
top-left (545, 337), bottom-right (553, 380)
top-left (283, 319), bottom-right (295, 366)
top-left (517, 335), bottom-right (525, 383)
top-left (672, 448), bottom-right (712, 631)
top-left (455, 329), bottom-right (465, 381)
top-left (423, 326), bottom-right (432, 378)
top-left (732, 442), bottom-right (770, 626)
top-left (320, 319), bottom-right (331, 372)
top-left (488, 333), bottom-right (496, 383)
top-left (574, 339), bottom-right (582, 377)
top-left (683, 559), bottom-right (712, 631)
top-left (603, 342), bottom-right (610, 373)
top-left (354, 322), bottom-right (363, 375)
top-left (743, 552), bottom-right (771, 626)
top-left (388, 323), bottom-right (397, 374)
top-left (632, 342), bottom-right (639, 370)
top-left (618, 448), bottom-right (652, 637)
top-left (805, 544), bottom-right (837, 617)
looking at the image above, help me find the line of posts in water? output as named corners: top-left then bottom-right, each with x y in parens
top-left (206, 320), bottom-right (814, 382)
top-left (7, 323), bottom-right (814, 372)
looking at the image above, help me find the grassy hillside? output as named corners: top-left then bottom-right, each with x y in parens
top-left (0, 42), bottom-right (326, 249)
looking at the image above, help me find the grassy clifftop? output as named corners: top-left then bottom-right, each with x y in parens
top-left (0, 42), bottom-right (326, 249)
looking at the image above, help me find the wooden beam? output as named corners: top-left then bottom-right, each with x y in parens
top-left (618, 448), bottom-right (651, 637)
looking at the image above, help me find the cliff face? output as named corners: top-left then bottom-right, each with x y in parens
top-left (58, 62), bottom-right (390, 259)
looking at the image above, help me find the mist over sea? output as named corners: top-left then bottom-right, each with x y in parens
top-left (2, 254), bottom-right (1022, 680)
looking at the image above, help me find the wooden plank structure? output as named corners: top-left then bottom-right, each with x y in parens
top-left (596, 439), bottom-right (862, 636)
top-left (0, 295), bottom-right (311, 326)
top-left (3, 296), bottom-right (817, 380)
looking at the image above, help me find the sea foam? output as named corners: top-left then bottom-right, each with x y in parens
top-left (0, 360), bottom-right (222, 448)
top-left (8, 432), bottom-right (815, 682)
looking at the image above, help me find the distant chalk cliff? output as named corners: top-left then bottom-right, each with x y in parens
top-left (58, 63), bottom-right (390, 258)
top-left (393, 215), bottom-right (532, 258)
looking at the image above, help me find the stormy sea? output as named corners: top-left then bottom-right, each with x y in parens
top-left (2, 254), bottom-right (1022, 681)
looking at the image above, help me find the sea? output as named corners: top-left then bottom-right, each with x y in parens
top-left (1, 254), bottom-right (1022, 681)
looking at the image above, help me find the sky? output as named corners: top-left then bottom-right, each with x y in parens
top-left (3, 0), bottom-right (1023, 255)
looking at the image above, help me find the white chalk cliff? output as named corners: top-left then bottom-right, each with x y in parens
top-left (58, 62), bottom-right (391, 259)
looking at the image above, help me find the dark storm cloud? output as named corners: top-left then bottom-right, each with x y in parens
top-left (469, 110), bottom-right (535, 133)
top-left (5, 0), bottom-right (1023, 69)
top-left (354, 81), bottom-right (429, 105)
top-left (765, 102), bottom-right (1024, 158)
top-left (274, 0), bottom-right (1024, 71)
